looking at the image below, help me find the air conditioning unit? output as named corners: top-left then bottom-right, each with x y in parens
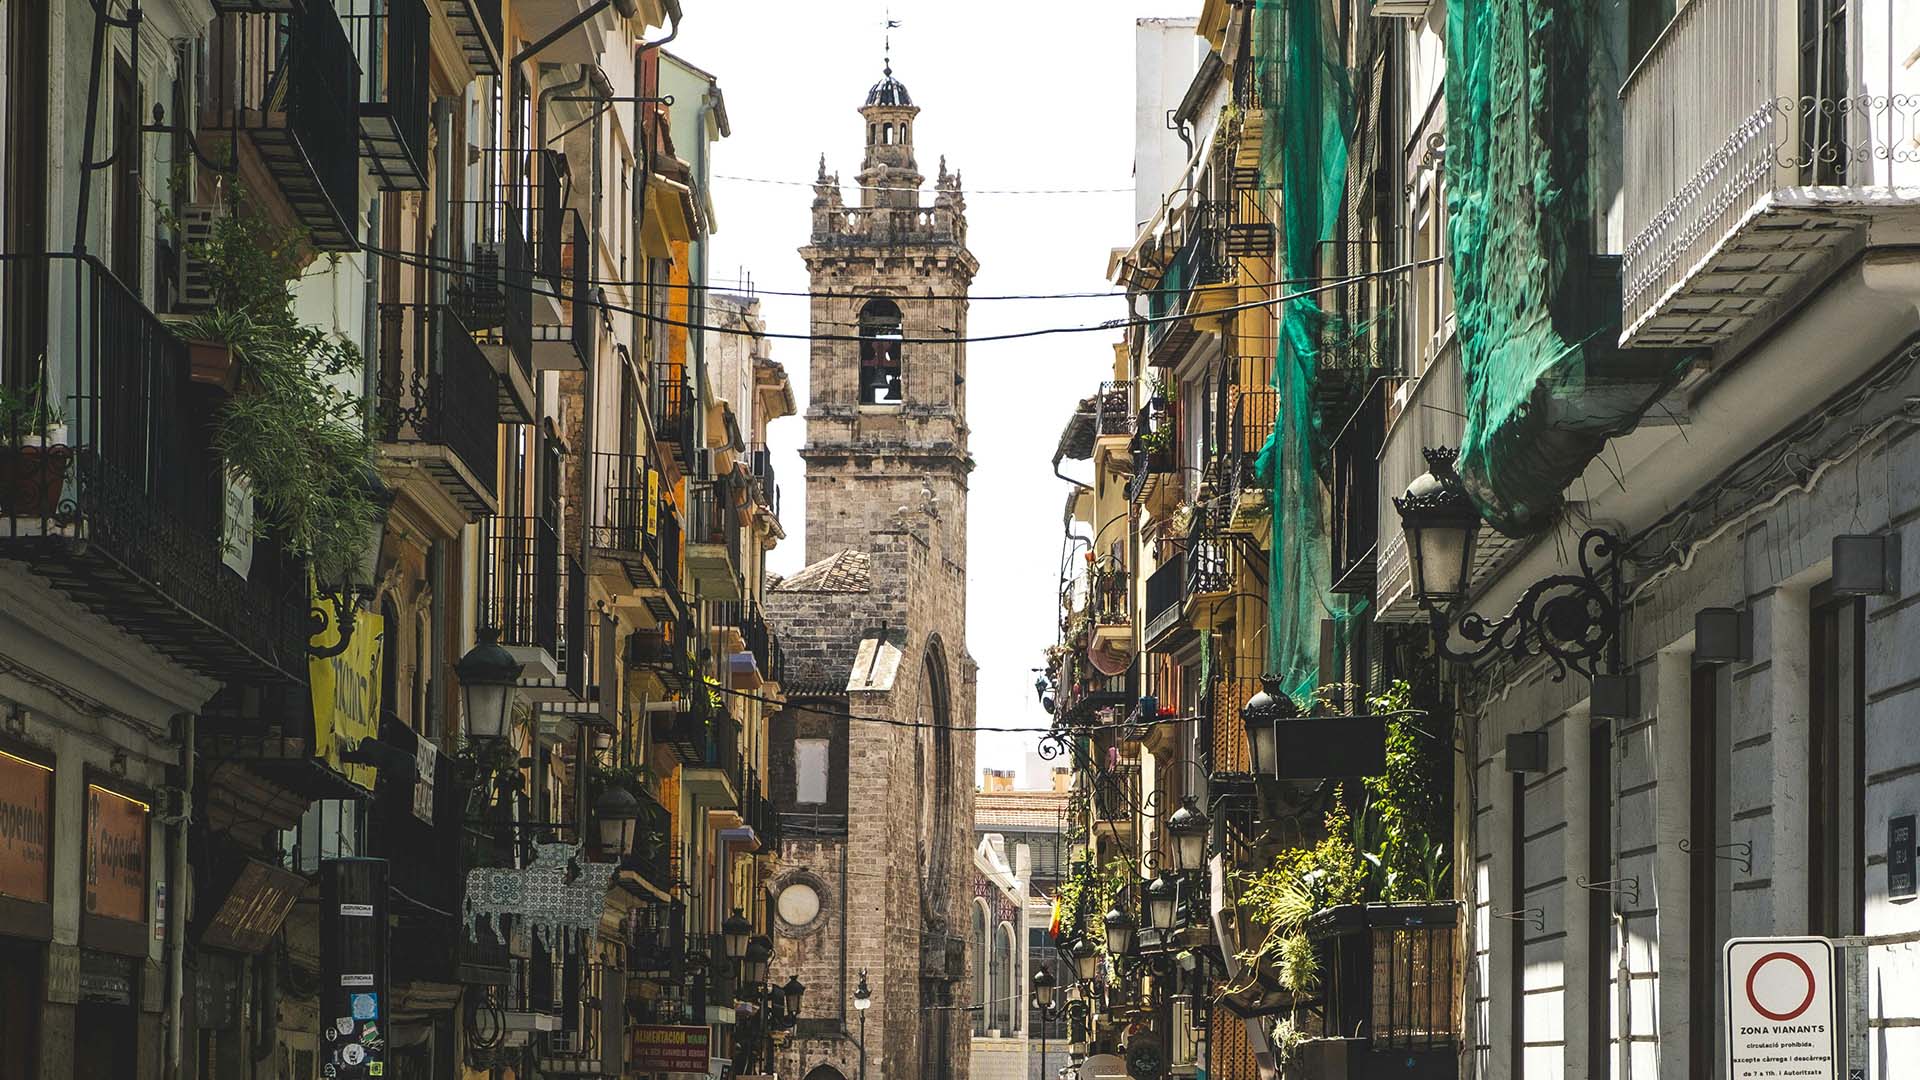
top-left (174, 204), bottom-right (220, 313)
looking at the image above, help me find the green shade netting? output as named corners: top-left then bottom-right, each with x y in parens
top-left (1254, 0), bottom-right (1364, 701)
top-left (1444, 0), bottom-right (1690, 536)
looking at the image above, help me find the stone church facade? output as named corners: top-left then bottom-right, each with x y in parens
top-left (766, 62), bottom-right (979, 1080)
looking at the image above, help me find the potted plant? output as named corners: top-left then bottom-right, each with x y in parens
top-left (0, 373), bottom-right (68, 516)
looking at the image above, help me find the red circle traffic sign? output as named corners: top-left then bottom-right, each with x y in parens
top-left (1745, 951), bottom-right (1817, 1022)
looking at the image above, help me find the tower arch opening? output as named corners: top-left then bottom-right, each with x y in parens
top-left (858, 297), bottom-right (904, 404)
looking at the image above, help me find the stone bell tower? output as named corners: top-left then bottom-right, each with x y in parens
top-left (799, 59), bottom-right (978, 571)
top-left (769, 57), bottom-right (979, 1080)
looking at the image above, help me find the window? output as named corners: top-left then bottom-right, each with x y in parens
top-left (1799, 0), bottom-right (1850, 184)
top-left (795, 739), bottom-right (828, 804)
top-left (1809, 593), bottom-right (1865, 935)
top-left (1410, 171), bottom-right (1453, 374)
top-left (971, 901), bottom-right (988, 1036)
top-left (858, 298), bottom-right (904, 404)
top-left (991, 922), bottom-right (1015, 1033)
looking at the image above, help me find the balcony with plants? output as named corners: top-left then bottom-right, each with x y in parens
top-left (0, 205), bottom-right (382, 684)
top-left (1126, 394), bottom-right (1178, 509)
top-left (1237, 681), bottom-right (1458, 1079)
top-left (201, 0), bottom-right (361, 249)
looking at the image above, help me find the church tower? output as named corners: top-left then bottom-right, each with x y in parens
top-left (767, 60), bottom-right (978, 1080)
top-left (799, 60), bottom-right (978, 569)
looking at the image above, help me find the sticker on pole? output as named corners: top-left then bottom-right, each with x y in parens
top-left (1725, 937), bottom-right (1837, 1079)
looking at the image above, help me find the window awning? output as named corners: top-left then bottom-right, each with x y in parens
top-left (643, 174), bottom-right (696, 255)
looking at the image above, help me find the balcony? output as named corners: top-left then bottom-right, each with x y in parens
top-left (1327, 378), bottom-right (1384, 595)
top-left (1222, 386), bottom-right (1277, 528)
top-left (1621, 0), bottom-right (1920, 347)
top-left (684, 482), bottom-right (741, 601)
top-left (450, 187), bottom-right (536, 422)
top-left (1142, 552), bottom-right (1186, 649)
top-left (586, 450), bottom-right (677, 595)
top-left (679, 706), bottom-right (742, 808)
top-left (1052, 650), bottom-right (1134, 724)
top-left (481, 515), bottom-right (588, 702)
top-left (532, 209), bottom-right (593, 371)
top-left (749, 448), bottom-right (780, 520)
top-left (628, 615), bottom-right (695, 691)
top-left (515, 0), bottom-right (626, 64)
top-left (616, 786), bottom-right (673, 895)
top-left (1092, 762), bottom-right (1140, 831)
top-left (1148, 205), bottom-right (1233, 364)
top-left (0, 254), bottom-right (308, 684)
top-left (438, 0), bottom-right (501, 75)
top-left (203, 4), bottom-right (360, 249)
top-left (340, 0), bottom-right (429, 191)
top-left (1126, 405), bottom-right (1179, 509)
top-left (1294, 903), bottom-right (1461, 1078)
top-left (375, 303), bottom-right (499, 517)
top-left (651, 365), bottom-right (697, 469)
top-left (742, 769), bottom-right (780, 850)
top-left (1088, 563), bottom-right (1129, 655)
top-left (712, 601), bottom-right (773, 688)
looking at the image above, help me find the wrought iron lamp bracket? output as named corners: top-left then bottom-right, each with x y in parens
top-left (1429, 528), bottom-right (1624, 682)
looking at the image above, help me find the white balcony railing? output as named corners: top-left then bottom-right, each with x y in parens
top-left (1621, 0), bottom-right (1920, 346)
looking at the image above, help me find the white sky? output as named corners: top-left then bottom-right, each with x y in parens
top-left (674, 0), bottom-right (1187, 788)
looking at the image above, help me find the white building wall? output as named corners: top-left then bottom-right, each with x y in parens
top-left (1131, 17), bottom-right (1201, 235)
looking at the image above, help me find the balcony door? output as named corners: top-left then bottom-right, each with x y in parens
top-left (1799, 0), bottom-right (1851, 185)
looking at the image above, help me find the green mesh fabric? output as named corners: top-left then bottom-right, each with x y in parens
top-left (1253, 0), bottom-right (1362, 700)
top-left (1444, 0), bottom-right (1689, 536)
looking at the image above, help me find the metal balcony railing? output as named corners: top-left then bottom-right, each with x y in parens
top-left (203, 4), bottom-right (361, 248)
top-left (438, 0), bottom-right (501, 74)
top-left (1143, 553), bottom-right (1185, 645)
top-left (0, 254), bottom-right (309, 683)
top-left (449, 189), bottom-right (534, 410)
top-left (651, 364), bottom-right (696, 465)
top-left (1092, 762), bottom-right (1140, 823)
top-left (340, 0), bottom-right (429, 190)
top-left (375, 302), bottom-right (499, 513)
top-left (1308, 903), bottom-right (1462, 1054)
top-left (685, 482), bottom-right (742, 596)
top-left (622, 786), bottom-right (673, 888)
top-left (1327, 378), bottom-right (1385, 595)
top-left (1621, 0), bottom-right (1920, 343)
top-left (1090, 565), bottom-right (1129, 626)
top-left (481, 515), bottom-right (561, 657)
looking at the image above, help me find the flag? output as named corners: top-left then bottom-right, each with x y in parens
top-left (1048, 893), bottom-right (1062, 939)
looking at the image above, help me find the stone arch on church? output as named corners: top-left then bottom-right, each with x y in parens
top-left (917, 634), bottom-right (955, 924)
top-left (857, 297), bottom-right (904, 404)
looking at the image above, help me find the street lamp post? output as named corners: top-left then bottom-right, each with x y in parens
top-left (1032, 964), bottom-right (1061, 1080)
top-left (853, 968), bottom-right (871, 1080)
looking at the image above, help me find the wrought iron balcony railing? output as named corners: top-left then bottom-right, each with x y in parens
top-left (203, 3), bottom-right (361, 249)
top-left (340, 0), bottom-right (429, 190)
top-left (533, 207), bottom-right (593, 370)
top-left (438, 0), bottom-right (501, 74)
top-left (650, 364), bottom-right (696, 466)
top-left (481, 515), bottom-right (561, 658)
top-left (1621, 0), bottom-right (1920, 346)
top-left (684, 481), bottom-right (742, 600)
top-left (1328, 377), bottom-right (1386, 595)
top-left (375, 302), bottom-right (499, 515)
top-left (0, 253), bottom-right (309, 683)
top-left (449, 189), bottom-right (535, 420)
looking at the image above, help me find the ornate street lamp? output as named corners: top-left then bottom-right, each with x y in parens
top-left (1145, 871), bottom-right (1177, 933)
top-left (1102, 903), bottom-right (1135, 957)
top-left (1240, 675), bottom-right (1297, 777)
top-left (781, 975), bottom-right (806, 1016)
top-left (457, 627), bottom-right (523, 741)
top-left (722, 909), bottom-right (753, 961)
top-left (1394, 445), bottom-right (1624, 682)
top-left (592, 784), bottom-right (640, 856)
top-left (1069, 939), bottom-right (1099, 983)
top-left (1166, 796), bottom-right (1209, 872)
top-left (1032, 965), bottom-right (1057, 1009)
top-left (744, 935), bottom-right (773, 985)
top-left (853, 969), bottom-right (871, 1080)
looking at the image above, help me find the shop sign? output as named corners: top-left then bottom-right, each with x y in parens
top-left (0, 750), bottom-right (52, 905)
top-left (201, 858), bottom-right (305, 954)
top-left (646, 469), bottom-right (660, 536)
top-left (84, 784), bottom-right (148, 925)
top-left (309, 595), bottom-right (384, 791)
top-left (1889, 814), bottom-right (1916, 901)
top-left (1726, 936), bottom-right (1837, 1079)
top-left (628, 1024), bottom-right (710, 1073)
top-left (411, 734), bottom-right (438, 824)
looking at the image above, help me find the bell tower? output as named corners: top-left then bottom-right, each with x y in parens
top-left (799, 62), bottom-right (979, 569)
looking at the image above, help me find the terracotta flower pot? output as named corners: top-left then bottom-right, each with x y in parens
top-left (186, 338), bottom-right (238, 392)
top-left (0, 443), bottom-right (68, 517)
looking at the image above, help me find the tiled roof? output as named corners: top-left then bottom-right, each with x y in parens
top-left (773, 549), bottom-right (871, 593)
top-left (974, 789), bottom-right (1070, 829)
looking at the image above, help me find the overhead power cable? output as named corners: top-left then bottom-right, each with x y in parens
top-left (361, 241), bottom-right (1441, 347)
top-left (588, 268), bottom-right (1405, 303)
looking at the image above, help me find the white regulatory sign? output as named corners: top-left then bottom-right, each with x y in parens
top-left (1725, 936), bottom-right (1838, 1080)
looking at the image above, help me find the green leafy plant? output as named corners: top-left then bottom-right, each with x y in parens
top-left (0, 374), bottom-right (64, 443)
top-left (176, 195), bottom-right (380, 583)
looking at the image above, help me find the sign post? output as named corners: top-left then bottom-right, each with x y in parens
top-left (1725, 937), bottom-right (1838, 1080)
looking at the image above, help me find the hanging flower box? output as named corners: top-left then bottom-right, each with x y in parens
top-left (1286, 902), bottom-right (1460, 1079)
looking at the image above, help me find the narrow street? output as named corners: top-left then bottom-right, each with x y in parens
top-left (0, 1), bottom-right (1914, 1079)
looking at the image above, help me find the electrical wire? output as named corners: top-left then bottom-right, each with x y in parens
top-left (587, 267), bottom-right (1390, 303)
top-left (362, 241), bottom-right (1440, 347)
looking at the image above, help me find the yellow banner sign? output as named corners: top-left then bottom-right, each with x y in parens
top-left (309, 594), bottom-right (384, 791)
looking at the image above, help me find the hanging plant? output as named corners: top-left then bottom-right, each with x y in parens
top-left (172, 193), bottom-right (381, 584)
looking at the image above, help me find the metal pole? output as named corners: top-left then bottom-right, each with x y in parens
top-left (859, 1009), bottom-right (866, 1080)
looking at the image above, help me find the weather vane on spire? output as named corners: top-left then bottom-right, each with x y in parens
top-left (884, 8), bottom-right (900, 76)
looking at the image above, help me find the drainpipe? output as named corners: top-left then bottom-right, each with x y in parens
top-left (163, 711), bottom-right (194, 1080)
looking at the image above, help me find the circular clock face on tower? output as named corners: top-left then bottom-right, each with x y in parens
top-left (777, 882), bottom-right (822, 929)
